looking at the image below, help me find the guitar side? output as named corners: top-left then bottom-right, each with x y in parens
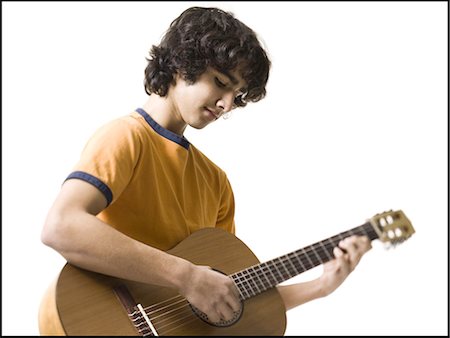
top-left (38, 228), bottom-right (287, 336)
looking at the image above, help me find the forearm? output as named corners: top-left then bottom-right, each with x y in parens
top-left (277, 279), bottom-right (325, 311)
top-left (277, 236), bottom-right (372, 311)
top-left (42, 209), bottom-right (191, 290)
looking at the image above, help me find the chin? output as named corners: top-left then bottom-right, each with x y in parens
top-left (191, 125), bottom-right (208, 130)
top-left (189, 121), bottom-right (210, 130)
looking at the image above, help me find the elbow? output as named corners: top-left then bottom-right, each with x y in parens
top-left (40, 223), bottom-right (57, 250)
top-left (41, 210), bottom-right (72, 253)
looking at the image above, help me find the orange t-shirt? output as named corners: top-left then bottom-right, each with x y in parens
top-left (66, 108), bottom-right (235, 250)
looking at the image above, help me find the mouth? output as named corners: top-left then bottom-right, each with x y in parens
top-left (205, 107), bottom-right (221, 120)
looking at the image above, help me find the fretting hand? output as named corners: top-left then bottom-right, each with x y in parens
top-left (319, 235), bottom-right (372, 296)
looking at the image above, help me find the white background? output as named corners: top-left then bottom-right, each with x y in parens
top-left (3, 1), bottom-right (448, 335)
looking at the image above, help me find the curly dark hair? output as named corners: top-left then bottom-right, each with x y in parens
top-left (144, 7), bottom-right (271, 107)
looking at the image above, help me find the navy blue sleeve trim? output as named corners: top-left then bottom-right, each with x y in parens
top-left (65, 171), bottom-right (113, 206)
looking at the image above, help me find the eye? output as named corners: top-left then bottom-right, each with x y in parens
top-left (215, 77), bottom-right (227, 88)
top-left (236, 88), bottom-right (246, 98)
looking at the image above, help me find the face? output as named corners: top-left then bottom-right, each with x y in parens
top-left (168, 67), bottom-right (247, 130)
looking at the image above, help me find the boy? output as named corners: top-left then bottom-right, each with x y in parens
top-left (41, 6), bottom-right (371, 328)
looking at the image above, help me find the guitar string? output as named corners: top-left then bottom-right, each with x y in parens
top-left (133, 226), bottom-right (374, 335)
top-left (143, 295), bottom-right (186, 313)
top-left (135, 297), bottom-right (199, 335)
top-left (152, 306), bottom-right (198, 334)
top-left (156, 314), bottom-right (199, 335)
top-left (136, 300), bottom-right (195, 331)
top-left (148, 301), bottom-right (190, 321)
top-left (148, 226), bottom-right (373, 333)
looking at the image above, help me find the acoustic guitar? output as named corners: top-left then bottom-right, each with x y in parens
top-left (38, 209), bottom-right (414, 336)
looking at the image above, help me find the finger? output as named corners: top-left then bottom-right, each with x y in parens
top-left (347, 236), bottom-right (372, 253)
top-left (228, 293), bottom-right (241, 313)
top-left (358, 236), bottom-right (372, 253)
top-left (333, 246), bottom-right (345, 258)
top-left (195, 303), bottom-right (220, 324)
top-left (347, 238), bottom-right (369, 269)
top-left (224, 292), bottom-right (240, 312)
top-left (217, 302), bottom-right (236, 322)
top-left (222, 282), bottom-right (241, 315)
top-left (347, 251), bottom-right (360, 271)
top-left (347, 236), bottom-right (371, 258)
top-left (331, 247), bottom-right (351, 275)
top-left (340, 236), bottom-right (358, 251)
top-left (207, 311), bottom-right (221, 324)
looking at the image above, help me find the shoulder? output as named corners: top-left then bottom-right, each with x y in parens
top-left (97, 112), bottom-right (147, 135)
top-left (86, 111), bottom-right (151, 145)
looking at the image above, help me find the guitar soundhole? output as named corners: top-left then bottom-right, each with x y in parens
top-left (190, 302), bottom-right (243, 327)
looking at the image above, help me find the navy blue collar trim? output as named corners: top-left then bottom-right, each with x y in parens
top-left (136, 108), bottom-right (190, 150)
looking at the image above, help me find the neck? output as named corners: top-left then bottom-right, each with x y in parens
top-left (230, 222), bottom-right (379, 301)
top-left (142, 95), bottom-right (187, 135)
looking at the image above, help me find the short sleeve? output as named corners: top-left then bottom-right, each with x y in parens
top-left (66, 117), bottom-right (142, 206)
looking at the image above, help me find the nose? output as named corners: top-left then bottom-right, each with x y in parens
top-left (216, 92), bottom-right (235, 114)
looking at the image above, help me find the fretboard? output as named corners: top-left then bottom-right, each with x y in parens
top-left (230, 222), bottom-right (378, 301)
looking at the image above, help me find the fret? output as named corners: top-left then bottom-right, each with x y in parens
top-left (241, 270), bottom-right (259, 297)
top-left (231, 272), bottom-right (248, 300)
top-left (255, 264), bottom-right (274, 290)
top-left (359, 226), bottom-right (369, 237)
top-left (268, 259), bottom-right (285, 284)
top-left (235, 285), bottom-right (245, 301)
top-left (325, 237), bottom-right (338, 255)
top-left (289, 251), bottom-right (307, 273)
top-left (362, 222), bottom-right (378, 240)
top-left (300, 247), bottom-right (316, 268)
top-left (253, 266), bottom-right (268, 290)
top-left (336, 232), bottom-right (346, 243)
top-left (276, 257), bottom-right (292, 279)
top-left (232, 271), bottom-right (255, 299)
top-left (247, 266), bottom-right (265, 293)
top-left (310, 243), bottom-right (325, 265)
top-left (259, 261), bottom-right (279, 288)
top-left (281, 254), bottom-right (300, 276)
top-left (318, 241), bottom-right (333, 261)
top-left (252, 265), bottom-right (271, 290)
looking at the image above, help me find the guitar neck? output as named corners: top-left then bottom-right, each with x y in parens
top-left (231, 222), bottom-right (379, 301)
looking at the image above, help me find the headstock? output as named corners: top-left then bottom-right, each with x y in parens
top-left (369, 210), bottom-right (415, 247)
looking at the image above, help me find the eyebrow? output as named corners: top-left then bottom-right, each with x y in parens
top-left (223, 71), bottom-right (239, 85)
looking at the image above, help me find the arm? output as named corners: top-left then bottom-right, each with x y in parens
top-left (277, 236), bottom-right (372, 311)
top-left (41, 179), bottom-right (240, 323)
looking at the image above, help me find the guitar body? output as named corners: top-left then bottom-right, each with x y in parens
top-left (39, 228), bottom-right (287, 336)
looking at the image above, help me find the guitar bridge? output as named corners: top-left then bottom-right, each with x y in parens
top-left (114, 284), bottom-right (159, 336)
